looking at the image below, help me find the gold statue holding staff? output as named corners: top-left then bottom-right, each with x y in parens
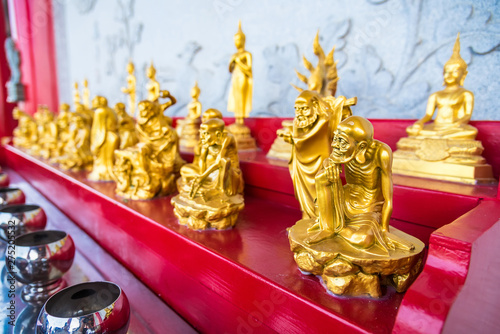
top-left (172, 118), bottom-right (244, 230)
top-left (393, 33), bottom-right (494, 184)
top-left (88, 96), bottom-right (120, 181)
top-left (289, 116), bottom-right (425, 298)
top-left (177, 81), bottom-right (202, 149)
top-left (226, 21), bottom-right (257, 150)
top-left (121, 61), bottom-right (136, 117)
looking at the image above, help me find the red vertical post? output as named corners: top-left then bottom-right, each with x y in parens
top-left (0, 4), bottom-right (17, 139)
top-left (11, 0), bottom-right (58, 115)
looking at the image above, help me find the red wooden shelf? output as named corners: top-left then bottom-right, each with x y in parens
top-left (2, 116), bottom-right (500, 333)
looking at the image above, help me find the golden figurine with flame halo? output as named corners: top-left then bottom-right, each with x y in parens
top-left (289, 116), bottom-right (425, 298)
top-left (268, 30), bottom-right (342, 161)
top-left (113, 99), bottom-right (184, 200)
top-left (172, 118), bottom-right (244, 230)
top-left (226, 21), bottom-right (257, 151)
top-left (177, 81), bottom-right (202, 149)
top-left (393, 33), bottom-right (495, 184)
top-left (121, 61), bottom-right (137, 117)
top-left (88, 96), bottom-right (120, 182)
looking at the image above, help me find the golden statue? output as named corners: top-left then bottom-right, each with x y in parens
top-left (33, 105), bottom-right (58, 159)
top-left (268, 31), bottom-right (340, 161)
top-left (12, 107), bottom-right (37, 152)
top-left (115, 102), bottom-right (138, 149)
top-left (73, 82), bottom-right (81, 110)
top-left (226, 21), bottom-right (257, 150)
top-left (88, 96), bottom-right (120, 181)
top-left (55, 112), bottom-right (93, 171)
top-left (121, 61), bottom-right (136, 117)
top-left (53, 103), bottom-right (71, 158)
top-left (172, 118), bottom-right (244, 230)
top-left (82, 79), bottom-right (91, 109)
top-left (113, 100), bottom-right (184, 199)
top-left (279, 91), bottom-right (354, 219)
top-left (177, 81), bottom-right (202, 149)
top-left (288, 116), bottom-right (425, 298)
top-left (146, 61), bottom-right (177, 112)
top-left (393, 33), bottom-right (495, 184)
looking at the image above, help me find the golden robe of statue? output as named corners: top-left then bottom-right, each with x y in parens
top-left (88, 96), bottom-right (120, 181)
top-left (228, 21), bottom-right (253, 124)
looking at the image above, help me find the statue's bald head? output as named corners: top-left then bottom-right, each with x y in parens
top-left (202, 108), bottom-right (223, 123)
top-left (338, 116), bottom-right (373, 144)
top-left (201, 118), bottom-right (225, 133)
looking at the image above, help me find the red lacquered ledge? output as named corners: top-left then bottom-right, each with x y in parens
top-left (3, 143), bottom-right (500, 333)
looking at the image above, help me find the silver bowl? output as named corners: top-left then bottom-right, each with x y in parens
top-left (0, 187), bottom-right (25, 207)
top-left (0, 204), bottom-right (47, 241)
top-left (0, 172), bottom-right (10, 187)
top-left (7, 230), bottom-right (75, 304)
top-left (36, 281), bottom-right (130, 334)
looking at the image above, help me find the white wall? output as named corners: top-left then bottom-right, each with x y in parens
top-left (53, 0), bottom-right (500, 120)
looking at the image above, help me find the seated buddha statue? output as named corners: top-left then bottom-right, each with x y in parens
top-left (172, 118), bottom-right (244, 230)
top-left (177, 81), bottom-right (202, 149)
top-left (393, 33), bottom-right (494, 184)
top-left (288, 116), bottom-right (425, 298)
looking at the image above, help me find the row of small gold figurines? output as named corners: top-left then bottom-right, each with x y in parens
top-left (9, 29), bottom-right (493, 298)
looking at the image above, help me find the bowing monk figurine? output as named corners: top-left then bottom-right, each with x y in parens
top-left (393, 33), bottom-right (494, 184)
top-left (172, 118), bottom-right (244, 230)
top-left (288, 116), bottom-right (425, 298)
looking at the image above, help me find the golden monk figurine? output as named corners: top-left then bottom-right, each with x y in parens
top-left (289, 116), bottom-right (425, 298)
top-left (115, 102), bottom-right (138, 149)
top-left (12, 107), bottom-right (37, 152)
top-left (113, 100), bottom-right (184, 199)
top-left (172, 118), bottom-right (244, 230)
top-left (393, 33), bottom-right (495, 184)
top-left (177, 81), bottom-right (202, 149)
top-left (53, 103), bottom-right (71, 158)
top-left (268, 31), bottom-right (340, 161)
top-left (279, 91), bottom-right (355, 219)
top-left (82, 79), bottom-right (91, 109)
top-left (33, 105), bottom-right (58, 159)
top-left (55, 112), bottom-right (93, 171)
top-left (226, 21), bottom-right (257, 151)
top-left (88, 96), bottom-right (120, 181)
top-left (121, 61), bottom-right (136, 117)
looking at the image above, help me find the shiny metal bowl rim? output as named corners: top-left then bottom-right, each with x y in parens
top-left (0, 203), bottom-right (42, 213)
top-left (14, 230), bottom-right (68, 247)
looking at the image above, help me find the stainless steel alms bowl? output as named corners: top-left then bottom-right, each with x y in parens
top-left (0, 187), bottom-right (25, 207)
top-left (36, 281), bottom-right (130, 334)
top-left (0, 172), bottom-right (10, 187)
top-left (8, 230), bottom-right (75, 304)
top-left (0, 204), bottom-right (47, 241)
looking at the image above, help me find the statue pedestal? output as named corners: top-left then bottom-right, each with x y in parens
top-left (178, 118), bottom-right (201, 149)
top-left (288, 219), bottom-right (425, 298)
top-left (393, 137), bottom-right (496, 185)
top-left (171, 192), bottom-right (244, 230)
top-left (266, 120), bottom-right (293, 161)
top-left (227, 123), bottom-right (257, 151)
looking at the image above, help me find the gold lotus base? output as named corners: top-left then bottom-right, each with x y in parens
top-left (288, 219), bottom-right (425, 298)
top-left (227, 123), bottom-right (257, 151)
top-left (171, 193), bottom-right (245, 230)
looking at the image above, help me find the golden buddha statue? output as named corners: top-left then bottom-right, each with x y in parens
top-left (226, 21), bottom-right (257, 151)
top-left (82, 79), bottom-right (91, 109)
top-left (172, 118), bottom-right (244, 230)
top-left (177, 81), bottom-right (202, 149)
top-left (73, 82), bottom-right (81, 110)
top-left (88, 96), bottom-right (120, 181)
top-left (12, 107), bottom-right (37, 152)
top-left (268, 31), bottom-right (340, 161)
top-left (121, 61), bottom-right (136, 117)
top-left (115, 102), bottom-right (138, 149)
top-left (289, 116), bottom-right (425, 298)
top-left (113, 100), bottom-right (184, 199)
top-left (146, 61), bottom-right (177, 113)
top-left (33, 105), bottom-right (58, 159)
top-left (279, 91), bottom-right (355, 219)
top-left (393, 33), bottom-right (495, 184)
top-left (55, 112), bottom-right (93, 171)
